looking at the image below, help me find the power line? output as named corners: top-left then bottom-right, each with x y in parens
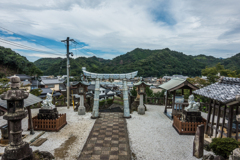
top-left (0, 25), bottom-right (64, 55)
top-left (0, 38), bottom-right (64, 56)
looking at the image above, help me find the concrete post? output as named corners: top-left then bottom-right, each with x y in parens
top-left (78, 95), bottom-right (86, 115)
top-left (91, 78), bottom-right (100, 119)
top-left (193, 124), bottom-right (204, 158)
top-left (138, 94), bottom-right (145, 115)
top-left (123, 79), bottom-right (131, 118)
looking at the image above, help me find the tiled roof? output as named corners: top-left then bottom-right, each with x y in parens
top-left (0, 93), bottom-right (42, 109)
top-left (40, 88), bottom-right (53, 94)
top-left (41, 79), bottom-right (64, 85)
top-left (193, 77), bottom-right (240, 104)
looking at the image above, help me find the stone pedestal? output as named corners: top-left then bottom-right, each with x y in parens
top-left (182, 110), bottom-right (202, 122)
top-left (138, 94), bottom-right (145, 115)
top-left (38, 108), bottom-right (58, 120)
top-left (193, 124), bottom-right (204, 158)
top-left (78, 95), bottom-right (86, 115)
top-left (0, 75), bottom-right (33, 160)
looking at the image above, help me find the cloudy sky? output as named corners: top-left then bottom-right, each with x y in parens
top-left (0, 0), bottom-right (240, 62)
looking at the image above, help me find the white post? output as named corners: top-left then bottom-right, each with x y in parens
top-left (91, 78), bottom-right (100, 118)
top-left (78, 95), bottom-right (85, 115)
top-left (138, 94), bottom-right (145, 114)
top-left (123, 79), bottom-right (131, 118)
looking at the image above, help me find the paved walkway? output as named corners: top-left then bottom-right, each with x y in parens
top-left (78, 113), bottom-right (131, 160)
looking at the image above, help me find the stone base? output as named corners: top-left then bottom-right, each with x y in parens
top-left (182, 110), bottom-right (202, 122)
top-left (38, 108), bottom-right (58, 120)
top-left (123, 115), bottom-right (132, 119)
top-left (138, 106), bottom-right (145, 115)
top-left (2, 141), bottom-right (33, 160)
top-left (78, 106), bottom-right (86, 115)
top-left (91, 116), bottom-right (100, 119)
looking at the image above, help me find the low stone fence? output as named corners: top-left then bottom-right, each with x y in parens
top-left (30, 114), bottom-right (67, 132)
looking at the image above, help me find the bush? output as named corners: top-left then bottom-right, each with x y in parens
top-left (99, 100), bottom-right (105, 106)
top-left (209, 138), bottom-right (240, 158)
top-left (107, 99), bottom-right (113, 104)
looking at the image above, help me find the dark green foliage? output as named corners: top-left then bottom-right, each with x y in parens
top-left (130, 86), bottom-right (137, 96)
top-left (153, 90), bottom-right (165, 97)
top-left (0, 46), bottom-right (43, 77)
top-left (204, 144), bottom-right (211, 151)
top-left (107, 99), bottom-right (113, 104)
top-left (0, 78), bottom-right (10, 94)
top-left (99, 99), bottom-right (105, 106)
top-left (146, 86), bottom-right (153, 97)
top-left (30, 88), bottom-right (42, 96)
top-left (34, 48), bottom-right (207, 77)
top-left (209, 138), bottom-right (240, 158)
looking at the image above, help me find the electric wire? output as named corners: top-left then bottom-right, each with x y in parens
top-left (0, 38), bottom-right (64, 56)
top-left (0, 25), bottom-right (64, 55)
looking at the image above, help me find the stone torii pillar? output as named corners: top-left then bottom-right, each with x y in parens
top-left (1, 75), bottom-right (33, 160)
top-left (123, 79), bottom-right (131, 118)
top-left (91, 78), bottom-right (100, 119)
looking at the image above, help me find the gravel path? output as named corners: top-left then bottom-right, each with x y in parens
top-left (127, 105), bottom-right (211, 160)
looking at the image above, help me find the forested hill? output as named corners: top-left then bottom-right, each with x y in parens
top-left (34, 48), bottom-right (211, 77)
top-left (0, 46), bottom-right (42, 78)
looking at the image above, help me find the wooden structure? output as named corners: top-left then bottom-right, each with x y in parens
top-left (30, 114), bottom-right (67, 131)
top-left (173, 115), bottom-right (206, 135)
top-left (159, 78), bottom-right (198, 119)
top-left (193, 77), bottom-right (240, 141)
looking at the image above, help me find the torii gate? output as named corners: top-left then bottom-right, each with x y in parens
top-left (82, 67), bottom-right (138, 119)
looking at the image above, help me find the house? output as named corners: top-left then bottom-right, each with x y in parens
top-left (162, 75), bottom-right (189, 82)
top-left (40, 78), bottom-right (65, 91)
top-left (150, 85), bottom-right (162, 93)
top-left (38, 88), bottom-right (62, 99)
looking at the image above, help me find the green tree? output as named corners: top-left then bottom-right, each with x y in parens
top-left (145, 86), bottom-right (153, 97)
top-left (130, 86), bottom-right (137, 96)
top-left (30, 88), bottom-right (42, 96)
top-left (0, 78), bottom-right (10, 94)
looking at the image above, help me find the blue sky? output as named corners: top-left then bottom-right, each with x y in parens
top-left (0, 0), bottom-right (240, 62)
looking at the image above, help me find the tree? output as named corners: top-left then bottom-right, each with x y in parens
top-left (202, 63), bottom-right (240, 84)
top-left (130, 86), bottom-right (137, 96)
top-left (0, 78), bottom-right (10, 94)
top-left (145, 86), bottom-right (153, 97)
top-left (30, 88), bottom-right (42, 96)
top-left (187, 77), bottom-right (210, 88)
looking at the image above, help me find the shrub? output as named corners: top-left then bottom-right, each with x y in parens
top-left (107, 99), bottom-right (113, 104)
top-left (209, 138), bottom-right (240, 158)
top-left (99, 100), bottom-right (105, 106)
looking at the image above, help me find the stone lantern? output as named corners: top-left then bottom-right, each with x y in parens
top-left (134, 79), bottom-right (149, 115)
top-left (73, 81), bottom-right (89, 115)
top-left (0, 75), bottom-right (33, 160)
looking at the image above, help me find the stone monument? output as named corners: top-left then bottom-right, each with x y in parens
top-left (182, 95), bottom-right (202, 122)
top-left (38, 93), bottom-right (58, 120)
top-left (193, 124), bottom-right (204, 158)
top-left (0, 75), bottom-right (33, 160)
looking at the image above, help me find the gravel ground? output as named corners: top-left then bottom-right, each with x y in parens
top-left (0, 107), bottom-right (95, 160)
top-left (127, 105), bottom-right (212, 160)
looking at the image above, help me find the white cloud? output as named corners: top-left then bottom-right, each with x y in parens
top-left (0, 0), bottom-right (239, 60)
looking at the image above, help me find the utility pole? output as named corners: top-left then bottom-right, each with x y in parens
top-left (61, 37), bottom-right (74, 109)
